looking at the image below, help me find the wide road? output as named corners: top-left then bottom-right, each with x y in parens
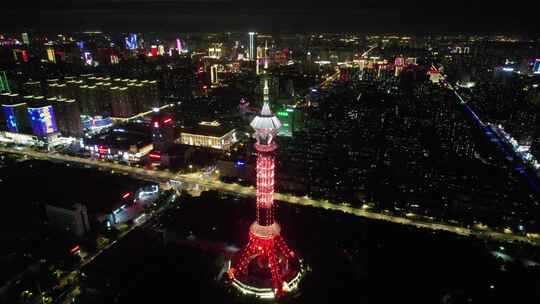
top-left (2, 146), bottom-right (539, 246)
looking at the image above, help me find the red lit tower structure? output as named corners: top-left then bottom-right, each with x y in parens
top-left (229, 102), bottom-right (302, 299)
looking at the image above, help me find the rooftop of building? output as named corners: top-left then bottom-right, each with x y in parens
top-left (180, 120), bottom-right (235, 138)
top-left (84, 122), bottom-right (152, 150)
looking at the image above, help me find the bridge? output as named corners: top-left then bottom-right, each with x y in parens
top-left (1, 146), bottom-right (539, 246)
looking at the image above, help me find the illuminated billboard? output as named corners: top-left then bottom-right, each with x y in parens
top-left (534, 59), bottom-right (540, 74)
top-left (28, 105), bottom-right (57, 136)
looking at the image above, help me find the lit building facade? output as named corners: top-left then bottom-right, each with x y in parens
top-left (27, 99), bottom-right (58, 137)
top-left (248, 32), bottom-right (256, 61)
top-left (2, 98), bottom-right (29, 133)
top-left (179, 121), bottom-right (236, 150)
top-left (210, 64), bottom-right (219, 85)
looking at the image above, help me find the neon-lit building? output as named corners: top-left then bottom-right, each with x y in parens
top-left (176, 38), bottom-right (184, 54)
top-left (179, 121), bottom-right (237, 150)
top-left (84, 123), bottom-right (153, 162)
top-left (150, 45), bottom-right (158, 57)
top-left (27, 98), bottom-right (58, 137)
top-left (229, 102), bottom-right (302, 298)
top-left (2, 99), bottom-right (29, 133)
top-left (125, 33), bottom-right (138, 50)
top-left (534, 59), bottom-right (540, 75)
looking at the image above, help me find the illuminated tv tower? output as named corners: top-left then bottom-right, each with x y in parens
top-left (229, 102), bottom-right (302, 299)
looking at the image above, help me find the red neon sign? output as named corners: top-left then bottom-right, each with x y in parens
top-left (149, 153), bottom-right (161, 160)
top-left (163, 118), bottom-right (172, 124)
top-left (122, 192), bottom-right (131, 199)
top-left (70, 245), bottom-right (80, 254)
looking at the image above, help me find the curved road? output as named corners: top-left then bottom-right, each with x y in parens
top-left (1, 146), bottom-right (539, 246)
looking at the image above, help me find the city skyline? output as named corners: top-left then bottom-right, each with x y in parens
top-left (0, 6), bottom-right (539, 302)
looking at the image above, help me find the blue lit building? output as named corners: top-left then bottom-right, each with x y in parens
top-left (2, 102), bottom-right (28, 133)
top-left (27, 105), bottom-right (58, 137)
top-left (125, 33), bottom-right (138, 50)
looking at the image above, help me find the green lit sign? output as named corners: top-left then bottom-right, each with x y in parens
top-left (277, 111), bottom-right (289, 117)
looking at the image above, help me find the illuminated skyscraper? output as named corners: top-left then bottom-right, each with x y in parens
top-left (46, 47), bottom-right (56, 63)
top-left (229, 102), bottom-right (302, 299)
top-left (210, 64), bottom-right (219, 85)
top-left (27, 97), bottom-right (58, 137)
top-left (2, 94), bottom-right (29, 133)
top-left (176, 38), bottom-right (184, 54)
top-left (248, 32), bottom-right (256, 61)
top-left (125, 33), bottom-right (138, 50)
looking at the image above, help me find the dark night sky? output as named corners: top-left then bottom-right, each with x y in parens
top-left (3, 0), bottom-right (540, 35)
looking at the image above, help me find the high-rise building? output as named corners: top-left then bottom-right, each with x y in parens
top-left (248, 32), bottom-right (256, 61)
top-left (46, 47), bottom-right (56, 63)
top-left (125, 33), bottom-right (138, 50)
top-left (229, 103), bottom-right (302, 299)
top-left (110, 86), bottom-right (134, 118)
top-left (210, 64), bottom-right (219, 85)
top-left (208, 43), bottom-right (223, 58)
top-left (24, 81), bottom-right (42, 96)
top-left (276, 106), bottom-right (303, 137)
top-left (532, 114), bottom-right (540, 160)
top-left (95, 82), bottom-right (112, 116)
top-left (151, 112), bottom-right (175, 152)
top-left (21, 32), bottom-right (30, 45)
top-left (150, 45), bottom-right (158, 57)
top-left (27, 96), bottom-right (58, 137)
top-left (79, 85), bottom-right (99, 116)
top-left (176, 38), bottom-right (184, 54)
top-left (52, 97), bottom-right (83, 137)
top-left (2, 93), bottom-right (30, 133)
